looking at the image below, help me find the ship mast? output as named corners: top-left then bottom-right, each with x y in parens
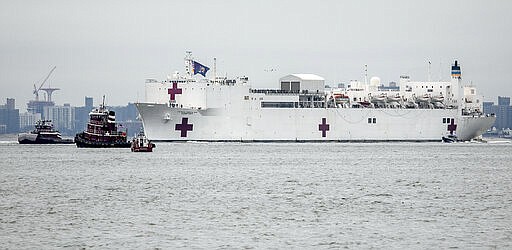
top-left (185, 51), bottom-right (193, 78)
top-left (213, 57), bottom-right (217, 84)
top-left (428, 60), bottom-right (432, 82)
top-left (364, 64), bottom-right (368, 85)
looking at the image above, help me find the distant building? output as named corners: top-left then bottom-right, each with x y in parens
top-left (0, 98), bottom-right (20, 134)
top-left (378, 82), bottom-right (400, 91)
top-left (85, 96), bottom-right (93, 108)
top-left (44, 104), bottom-right (74, 134)
top-left (19, 112), bottom-right (42, 131)
top-left (109, 103), bottom-right (142, 136)
top-left (27, 100), bottom-right (54, 119)
top-left (483, 96), bottom-right (512, 130)
top-left (73, 96), bottom-right (94, 135)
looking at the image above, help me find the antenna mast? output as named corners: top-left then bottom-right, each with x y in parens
top-left (364, 64), bottom-right (368, 84)
top-left (213, 57), bottom-right (217, 83)
top-left (428, 60), bottom-right (432, 82)
top-left (185, 51), bottom-right (193, 78)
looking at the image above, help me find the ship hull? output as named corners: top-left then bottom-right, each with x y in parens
top-left (74, 132), bottom-right (131, 148)
top-left (18, 133), bottom-right (74, 144)
top-left (136, 103), bottom-right (496, 142)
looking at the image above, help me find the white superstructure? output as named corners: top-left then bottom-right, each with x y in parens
top-left (136, 53), bottom-right (495, 142)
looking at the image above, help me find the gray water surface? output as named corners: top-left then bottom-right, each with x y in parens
top-left (1, 142), bottom-right (511, 248)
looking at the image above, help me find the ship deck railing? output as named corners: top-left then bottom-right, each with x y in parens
top-left (250, 89), bottom-right (327, 96)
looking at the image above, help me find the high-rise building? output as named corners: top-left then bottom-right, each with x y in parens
top-left (109, 103), bottom-right (142, 136)
top-left (73, 96), bottom-right (94, 134)
top-left (19, 112), bottom-right (42, 131)
top-left (483, 96), bottom-right (512, 130)
top-left (0, 98), bottom-right (20, 133)
top-left (44, 104), bottom-right (74, 134)
top-left (6, 98), bottom-right (15, 110)
top-left (85, 96), bottom-right (93, 108)
top-left (498, 96), bottom-right (510, 106)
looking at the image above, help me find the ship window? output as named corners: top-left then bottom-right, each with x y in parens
top-left (244, 96), bottom-right (249, 100)
top-left (281, 81), bottom-right (290, 91)
top-left (291, 82), bottom-right (300, 91)
top-left (261, 101), bottom-right (295, 108)
top-left (427, 89), bottom-right (433, 92)
top-left (368, 118), bottom-right (372, 123)
top-left (443, 118), bottom-right (446, 123)
top-left (373, 118), bottom-right (377, 123)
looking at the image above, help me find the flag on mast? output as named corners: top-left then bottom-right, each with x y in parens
top-left (192, 61), bottom-right (210, 77)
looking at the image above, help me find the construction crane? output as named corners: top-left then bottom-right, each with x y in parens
top-left (33, 66), bottom-right (57, 101)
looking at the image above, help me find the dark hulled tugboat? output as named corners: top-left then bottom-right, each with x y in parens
top-left (18, 120), bottom-right (74, 144)
top-left (74, 98), bottom-right (131, 148)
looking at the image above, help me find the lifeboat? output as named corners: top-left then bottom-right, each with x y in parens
top-left (386, 94), bottom-right (401, 103)
top-left (333, 93), bottom-right (350, 103)
top-left (370, 94), bottom-right (386, 104)
top-left (431, 95), bottom-right (444, 103)
top-left (415, 94), bottom-right (430, 103)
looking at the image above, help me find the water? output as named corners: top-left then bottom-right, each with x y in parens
top-left (1, 141), bottom-right (511, 248)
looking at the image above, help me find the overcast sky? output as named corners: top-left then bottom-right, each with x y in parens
top-left (1, 0), bottom-right (511, 109)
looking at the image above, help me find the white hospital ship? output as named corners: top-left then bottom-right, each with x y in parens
top-left (136, 52), bottom-right (495, 142)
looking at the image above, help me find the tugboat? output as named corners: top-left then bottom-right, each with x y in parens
top-left (18, 120), bottom-right (74, 144)
top-left (74, 97), bottom-right (131, 148)
top-left (131, 130), bottom-right (155, 152)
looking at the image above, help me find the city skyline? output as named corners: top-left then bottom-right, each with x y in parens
top-left (1, 0), bottom-right (512, 109)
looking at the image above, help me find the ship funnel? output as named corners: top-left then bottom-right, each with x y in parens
top-left (451, 60), bottom-right (461, 78)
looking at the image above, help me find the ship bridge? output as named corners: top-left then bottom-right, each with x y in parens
top-left (279, 74), bottom-right (325, 93)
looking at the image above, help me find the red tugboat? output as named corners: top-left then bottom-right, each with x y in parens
top-left (74, 97), bottom-right (131, 148)
top-left (131, 130), bottom-right (155, 152)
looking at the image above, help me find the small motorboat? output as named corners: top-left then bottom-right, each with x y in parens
top-left (442, 134), bottom-right (458, 143)
top-left (131, 130), bottom-right (155, 152)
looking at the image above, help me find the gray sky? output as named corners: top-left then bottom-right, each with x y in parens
top-left (1, 0), bottom-right (511, 109)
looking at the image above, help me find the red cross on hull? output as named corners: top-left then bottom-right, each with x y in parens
top-left (168, 82), bottom-right (182, 101)
top-left (175, 117), bottom-right (193, 137)
top-left (447, 119), bottom-right (457, 135)
top-left (318, 118), bottom-right (330, 137)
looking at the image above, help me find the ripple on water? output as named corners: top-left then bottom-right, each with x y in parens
top-left (0, 142), bottom-right (511, 248)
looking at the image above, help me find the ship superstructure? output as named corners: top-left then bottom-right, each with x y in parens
top-left (136, 53), bottom-right (495, 142)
